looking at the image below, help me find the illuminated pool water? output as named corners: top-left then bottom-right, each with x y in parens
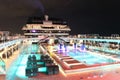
top-left (27, 44), bottom-right (39, 53)
top-left (7, 44), bottom-right (46, 80)
top-left (67, 50), bottom-right (115, 65)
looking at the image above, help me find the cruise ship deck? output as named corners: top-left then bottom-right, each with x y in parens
top-left (1, 37), bottom-right (120, 80)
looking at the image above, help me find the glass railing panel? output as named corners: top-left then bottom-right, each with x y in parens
top-left (0, 57), bottom-right (6, 74)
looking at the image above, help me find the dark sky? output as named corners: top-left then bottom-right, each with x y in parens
top-left (0, 0), bottom-right (120, 36)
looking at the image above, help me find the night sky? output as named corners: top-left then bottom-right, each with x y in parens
top-left (0, 0), bottom-right (120, 36)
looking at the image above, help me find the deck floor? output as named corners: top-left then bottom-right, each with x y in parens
top-left (3, 44), bottom-right (120, 80)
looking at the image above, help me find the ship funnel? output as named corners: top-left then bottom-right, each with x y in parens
top-left (45, 15), bottom-right (48, 21)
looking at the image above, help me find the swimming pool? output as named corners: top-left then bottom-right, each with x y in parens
top-left (67, 50), bottom-right (115, 65)
top-left (27, 44), bottom-right (39, 53)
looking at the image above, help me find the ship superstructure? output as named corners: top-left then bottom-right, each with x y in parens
top-left (22, 15), bottom-right (71, 37)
